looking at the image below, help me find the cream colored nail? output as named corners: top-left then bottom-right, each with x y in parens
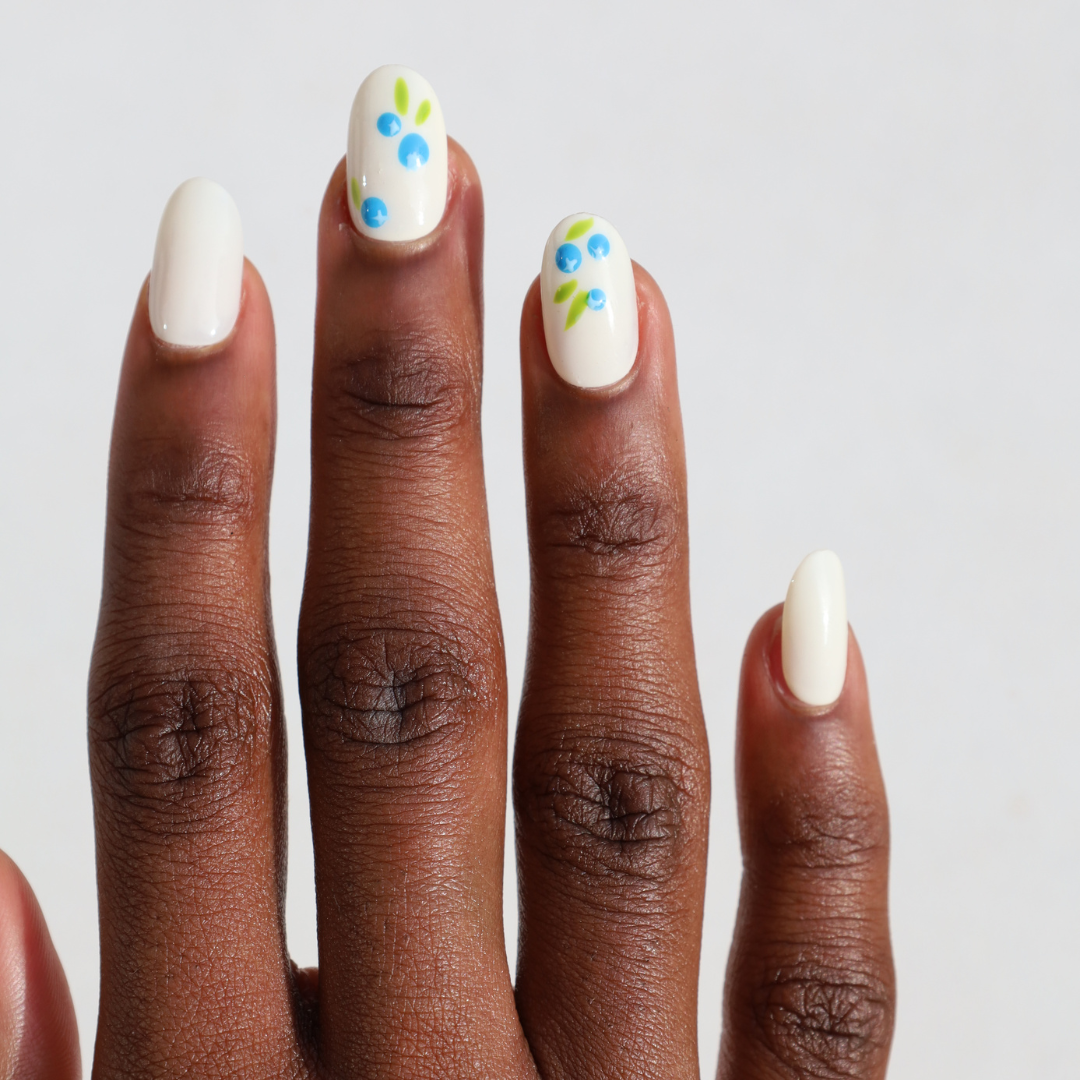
top-left (540, 213), bottom-right (638, 388)
top-left (346, 65), bottom-right (448, 241)
top-left (781, 550), bottom-right (849, 706)
top-left (149, 178), bottom-right (243, 348)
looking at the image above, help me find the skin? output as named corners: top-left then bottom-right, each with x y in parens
top-left (0, 141), bottom-right (895, 1079)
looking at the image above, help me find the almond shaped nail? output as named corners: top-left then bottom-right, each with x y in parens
top-left (540, 213), bottom-right (638, 388)
top-left (781, 549), bottom-right (849, 706)
top-left (346, 65), bottom-right (448, 242)
top-left (149, 178), bottom-right (243, 348)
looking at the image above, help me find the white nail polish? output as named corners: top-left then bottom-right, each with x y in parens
top-left (540, 214), bottom-right (638, 388)
top-left (346, 65), bottom-right (448, 242)
top-left (149, 178), bottom-right (244, 348)
top-left (781, 550), bottom-right (849, 706)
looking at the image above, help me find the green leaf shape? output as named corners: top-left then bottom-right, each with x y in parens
top-left (350, 176), bottom-right (362, 209)
top-left (565, 290), bottom-right (590, 329)
top-left (564, 217), bottom-right (594, 242)
top-left (553, 280), bottom-right (578, 303)
top-left (415, 99), bottom-right (431, 126)
top-left (394, 77), bottom-right (409, 115)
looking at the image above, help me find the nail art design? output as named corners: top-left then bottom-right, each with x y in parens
top-left (347, 65), bottom-right (448, 242)
top-left (781, 550), bottom-right (849, 707)
top-left (540, 213), bottom-right (637, 388)
top-left (148, 178), bottom-right (243, 348)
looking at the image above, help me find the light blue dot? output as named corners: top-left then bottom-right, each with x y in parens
top-left (587, 234), bottom-right (611, 260)
top-left (587, 288), bottom-right (607, 311)
top-left (377, 112), bottom-right (402, 137)
top-left (361, 197), bottom-right (388, 228)
top-left (555, 243), bottom-right (582, 273)
top-left (398, 133), bottom-right (430, 169)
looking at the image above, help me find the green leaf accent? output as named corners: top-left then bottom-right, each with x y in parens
top-left (553, 280), bottom-right (578, 303)
top-left (394, 77), bottom-right (409, 115)
top-left (564, 217), bottom-right (594, 242)
top-left (415, 99), bottom-right (431, 125)
top-left (565, 290), bottom-right (590, 329)
top-left (350, 176), bottom-right (362, 209)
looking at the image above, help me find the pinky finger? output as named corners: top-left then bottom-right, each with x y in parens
top-left (720, 552), bottom-right (896, 1080)
top-left (0, 850), bottom-right (80, 1078)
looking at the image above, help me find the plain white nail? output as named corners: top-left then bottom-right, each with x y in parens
top-left (781, 550), bottom-right (849, 706)
top-left (346, 65), bottom-right (448, 242)
top-left (149, 178), bottom-right (243, 348)
top-left (540, 213), bottom-right (638, 388)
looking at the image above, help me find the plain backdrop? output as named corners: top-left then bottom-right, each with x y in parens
top-left (1, 1), bottom-right (1078, 1076)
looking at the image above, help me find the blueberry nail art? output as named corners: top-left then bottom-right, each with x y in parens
top-left (540, 213), bottom-right (638, 388)
top-left (346, 66), bottom-right (448, 242)
top-left (549, 217), bottom-right (616, 330)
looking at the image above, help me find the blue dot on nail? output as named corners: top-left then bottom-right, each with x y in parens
top-left (555, 243), bottom-right (582, 273)
top-left (587, 234), bottom-right (610, 260)
top-left (377, 112), bottom-right (402, 137)
top-left (587, 288), bottom-right (607, 311)
top-left (398, 133), bottom-right (430, 169)
top-left (361, 197), bottom-right (389, 228)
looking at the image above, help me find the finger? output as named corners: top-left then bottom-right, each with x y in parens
top-left (0, 850), bottom-right (80, 1079)
top-left (88, 181), bottom-right (301, 1076)
top-left (719, 555), bottom-right (896, 1080)
top-left (298, 67), bottom-right (529, 1076)
top-left (513, 217), bottom-right (709, 1079)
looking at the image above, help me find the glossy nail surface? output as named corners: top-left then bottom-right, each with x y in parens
top-left (540, 213), bottom-right (638, 388)
top-left (346, 65), bottom-right (448, 242)
top-left (781, 549), bottom-right (849, 706)
top-left (148, 178), bottom-right (244, 348)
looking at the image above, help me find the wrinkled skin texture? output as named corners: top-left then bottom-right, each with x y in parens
top-left (0, 144), bottom-right (894, 1080)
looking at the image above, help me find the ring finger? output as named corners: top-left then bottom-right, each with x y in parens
top-left (514, 216), bottom-right (710, 1079)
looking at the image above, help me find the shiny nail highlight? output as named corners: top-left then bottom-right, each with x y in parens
top-left (781, 549), bottom-right (848, 706)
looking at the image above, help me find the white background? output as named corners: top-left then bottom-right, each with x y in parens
top-left (1, 1), bottom-right (1078, 1076)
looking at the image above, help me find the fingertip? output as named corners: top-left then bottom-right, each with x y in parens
top-left (735, 589), bottom-right (889, 889)
top-left (319, 138), bottom-right (482, 261)
top-left (520, 250), bottom-right (676, 399)
top-left (741, 600), bottom-right (871, 725)
top-left (0, 851), bottom-right (80, 1079)
top-left (629, 260), bottom-right (671, 330)
top-left (519, 273), bottom-right (542, 358)
top-left (123, 259), bottom-right (275, 408)
top-left (447, 136), bottom-right (482, 199)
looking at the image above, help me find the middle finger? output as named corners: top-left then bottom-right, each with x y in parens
top-left (296, 68), bottom-right (531, 1077)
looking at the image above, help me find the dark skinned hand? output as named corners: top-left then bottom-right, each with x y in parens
top-left (0, 66), bottom-right (894, 1080)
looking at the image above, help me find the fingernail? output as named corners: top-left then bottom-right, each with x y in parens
top-left (781, 550), bottom-right (849, 706)
top-left (540, 213), bottom-right (638, 388)
top-left (149, 178), bottom-right (244, 348)
top-left (347, 65), bottom-right (448, 242)
top-left (540, 211), bottom-right (639, 388)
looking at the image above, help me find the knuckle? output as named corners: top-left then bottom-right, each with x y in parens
top-left (538, 465), bottom-right (681, 583)
top-left (89, 651), bottom-right (272, 827)
top-left (329, 325), bottom-right (475, 443)
top-left (753, 957), bottom-right (895, 1078)
top-left (300, 621), bottom-right (487, 775)
top-left (758, 776), bottom-right (889, 875)
top-left (517, 726), bottom-right (703, 886)
top-left (114, 437), bottom-right (258, 535)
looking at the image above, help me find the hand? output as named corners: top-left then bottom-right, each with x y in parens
top-left (0, 69), bottom-right (895, 1080)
